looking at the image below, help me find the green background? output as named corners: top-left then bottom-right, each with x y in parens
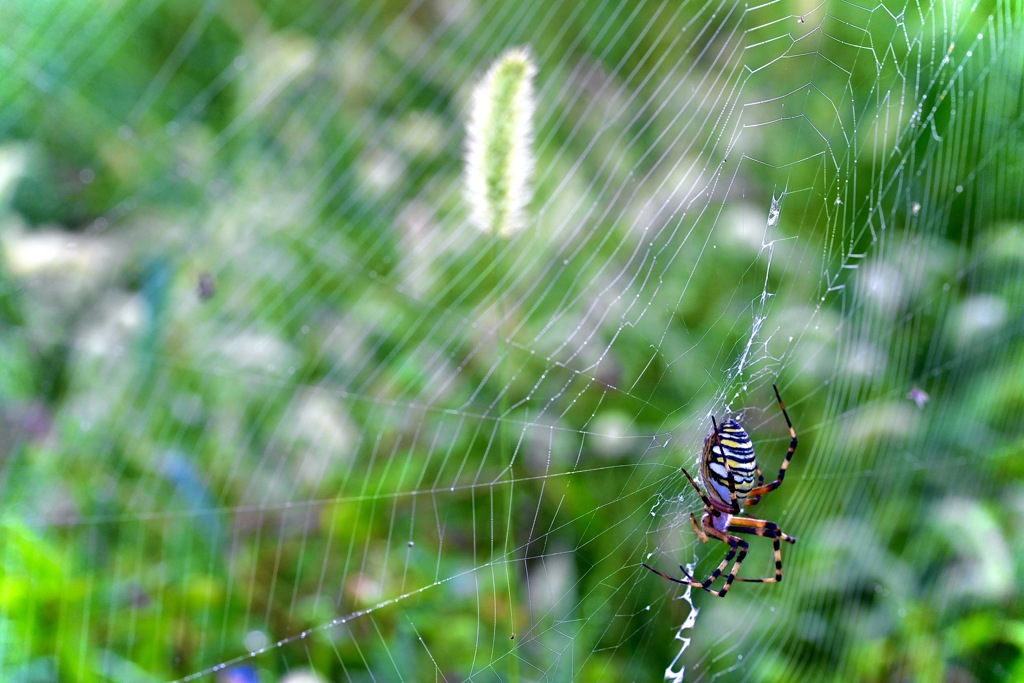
top-left (1, 0), bottom-right (1022, 681)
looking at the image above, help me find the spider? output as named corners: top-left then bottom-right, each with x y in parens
top-left (643, 384), bottom-right (798, 597)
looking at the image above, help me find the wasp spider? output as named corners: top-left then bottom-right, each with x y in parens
top-left (644, 384), bottom-right (798, 597)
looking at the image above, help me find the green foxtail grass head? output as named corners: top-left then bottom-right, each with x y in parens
top-left (464, 47), bottom-right (537, 238)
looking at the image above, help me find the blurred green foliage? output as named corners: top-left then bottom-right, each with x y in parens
top-left (1, 0), bottom-right (1023, 681)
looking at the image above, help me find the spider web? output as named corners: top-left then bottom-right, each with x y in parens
top-left (1, 0), bottom-right (1023, 681)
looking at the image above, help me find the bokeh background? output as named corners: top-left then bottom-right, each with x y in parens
top-left (1, 1), bottom-right (1023, 681)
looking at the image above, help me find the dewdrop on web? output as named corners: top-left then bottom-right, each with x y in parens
top-left (464, 47), bottom-right (537, 238)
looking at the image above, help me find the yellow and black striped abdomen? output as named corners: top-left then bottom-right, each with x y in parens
top-left (701, 419), bottom-right (757, 508)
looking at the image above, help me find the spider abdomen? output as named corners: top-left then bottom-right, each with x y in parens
top-left (702, 419), bottom-right (757, 507)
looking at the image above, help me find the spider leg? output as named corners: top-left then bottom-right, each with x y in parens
top-left (688, 521), bottom-right (748, 597)
top-left (689, 513), bottom-right (709, 543)
top-left (724, 516), bottom-right (796, 584)
top-left (744, 384), bottom-right (798, 500)
top-left (642, 562), bottom-right (697, 586)
top-left (744, 467), bottom-right (767, 506)
top-left (646, 516), bottom-right (751, 597)
top-left (680, 513), bottom-right (749, 594)
top-left (642, 513), bottom-right (750, 597)
top-left (679, 466), bottom-right (733, 515)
